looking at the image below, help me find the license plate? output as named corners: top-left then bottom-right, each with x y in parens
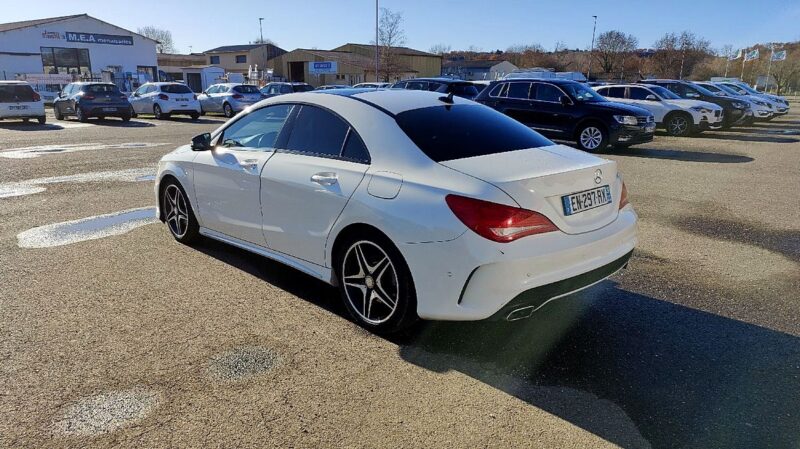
top-left (102, 107), bottom-right (116, 112)
top-left (180, 104), bottom-right (188, 108)
top-left (10, 105), bottom-right (29, 110)
top-left (562, 185), bottom-right (612, 216)
top-left (176, 98), bottom-right (188, 102)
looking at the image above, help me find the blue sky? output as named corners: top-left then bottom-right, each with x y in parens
top-left (5, 0), bottom-right (799, 54)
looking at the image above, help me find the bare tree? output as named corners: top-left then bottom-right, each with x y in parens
top-left (429, 44), bottom-right (451, 55)
top-left (376, 8), bottom-right (407, 82)
top-left (650, 31), bottom-right (711, 79)
top-left (594, 30), bottom-right (638, 75)
top-left (137, 26), bottom-right (175, 54)
top-left (251, 37), bottom-right (278, 46)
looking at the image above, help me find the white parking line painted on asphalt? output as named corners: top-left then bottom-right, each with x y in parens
top-left (0, 168), bottom-right (156, 199)
top-left (0, 142), bottom-right (166, 159)
top-left (17, 207), bottom-right (158, 248)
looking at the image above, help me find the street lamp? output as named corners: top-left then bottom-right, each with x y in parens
top-left (375, 0), bottom-right (379, 82)
top-left (587, 15), bottom-right (597, 80)
top-left (259, 18), bottom-right (265, 83)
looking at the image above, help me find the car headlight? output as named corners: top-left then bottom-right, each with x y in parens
top-left (613, 115), bottom-right (639, 125)
top-left (732, 102), bottom-right (747, 109)
top-left (691, 106), bottom-right (711, 113)
top-left (753, 100), bottom-right (767, 107)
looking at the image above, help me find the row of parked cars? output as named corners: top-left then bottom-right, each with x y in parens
top-left (0, 76), bottom-right (790, 153)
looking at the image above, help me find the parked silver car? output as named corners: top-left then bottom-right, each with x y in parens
top-left (197, 83), bottom-right (264, 118)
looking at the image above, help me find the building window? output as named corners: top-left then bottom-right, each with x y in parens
top-left (209, 55), bottom-right (220, 64)
top-left (235, 55), bottom-right (247, 64)
top-left (41, 47), bottom-right (91, 75)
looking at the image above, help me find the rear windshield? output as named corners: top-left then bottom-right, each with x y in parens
top-left (395, 104), bottom-right (554, 162)
top-left (161, 84), bottom-right (193, 94)
top-left (233, 85), bottom-right (261, 94)
top-left (450, 83), bottom-right (479, 97)
top-left (85, 84), bottom-right (120, 94)
top-left (0, 84), bottom-right (36, 102)
top-left (292, 84), bottom-right (314, 92)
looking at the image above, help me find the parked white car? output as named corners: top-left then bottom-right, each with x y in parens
top-left (717, 82), bottom-right (788, 118)
top-left (726, 81), bottom-right (790, 114)
top-left (694, 82), bottom-right (774, 121)
top-left (352, 82), bottom-right (391, 88)
top-left (129, 82), bottom-right (201, 120)
top-left (198, 83), bottom-right (263, 118)
top-left (155, 90), bottom-right (637, 333)
top-left (594, 84), bottom-right (723, 136)
top-left (0, 81), bottom-right (46, 124)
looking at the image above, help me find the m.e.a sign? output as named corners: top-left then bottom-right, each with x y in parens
top-left (66, 32), bottom-right (134, 46)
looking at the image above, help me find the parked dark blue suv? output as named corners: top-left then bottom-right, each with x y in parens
top-left (475, 78), bottom-right (654, 152)
top-left (53, 82), bottom-right (132, 122)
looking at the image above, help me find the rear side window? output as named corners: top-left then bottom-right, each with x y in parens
top-left (605, 87), bottom-right (626, 98)
top-left (396, 104), bottom-right (554, 162)
top-left (292, 84), bottom-right (314, 92)
top-left (161, 84), bottom-right (193, 94)
top-left (279, 85), bottom-right (293, 94)
top-left (488, 83), bottom-right (505, 97)
top-left (86, 84), bottom-right (120, 94)
top-left (286, 105), bottom-right (349, 156)
top-left (450, 83), bottom-right (479, 97)
top-left (0, 84), bottom-right (36, 102)
top-left (628, 87), bottom-right (650, 100)
top-left (220, 104), bottom-right (293, 149)
top-left (506, 82), bottom-right (531, 99)
top-left (341, 130), bottom-right (370, 163)
top-left (234, 85), bottom-right (261, 94)
top-left (533, 83), bottom-right (562, 102)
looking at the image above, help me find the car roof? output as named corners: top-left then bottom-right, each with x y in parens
top-left (400, 77), bottom-right (469, 84)
top-left (495, 78), bottom-right (581, 86)
top-left (310, 88), bottom-right (475, 115)
top-left (0, 80), bottom-right (30, 84)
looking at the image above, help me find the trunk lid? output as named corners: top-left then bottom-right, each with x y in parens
top-left (440, 144), bottom-right (620, 235)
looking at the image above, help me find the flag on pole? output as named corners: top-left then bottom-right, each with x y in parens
top-left (729, 49), bottom-right (742, 60)
top-left (744, 49), bottom-right (759, 62)
top-left (772, 50), bottom-right (787, 61)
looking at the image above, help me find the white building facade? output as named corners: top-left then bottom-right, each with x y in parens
top-left (0, 14), bottom-right (158, 91)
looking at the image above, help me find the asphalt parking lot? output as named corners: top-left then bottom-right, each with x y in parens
top-left (1, 105), bottom-right (798, 448)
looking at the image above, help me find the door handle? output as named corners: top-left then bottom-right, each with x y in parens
top-left (310, 172), bottom-right (338, 186)
top-left (239, 159), bottom-right (259, 170)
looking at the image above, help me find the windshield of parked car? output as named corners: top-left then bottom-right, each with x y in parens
top-left (735, 83), bottom-right (761, 94)
top-left (0, 84), bottom-right (36, 102)
top-left (86, 84), bottom-right (121, 94)
top-left (698, 83), bottom-right (726, 95)
top-left (292, 84), bottom-right (314, 92)
top-left (233, 85), bottom-right (261, 94)
top-left (721, 83), bottom-right (748, 95)
top-left (395, 104), bottom-right (554, 162)
top-left (161, 84), bottom-right (193, 94)
top-left (649, 85), bottom-right (681, 100)
top-left (449, 83), bottom-right (480, 98)
top-left (713, 83), bottom-right (742, 96)
top-left (562, 82), bottom-right (606, 102)
top-left (685, 83), bottom-right (716, 97)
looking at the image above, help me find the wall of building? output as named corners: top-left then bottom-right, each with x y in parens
top-left (206, 45), bottom-right (285, 75)
top-left (333, 44), bottom-right (442, 79)
top-left (269, 50), bottom-right (369, 86)
top-left (0, 16), bottom-right (157, 78)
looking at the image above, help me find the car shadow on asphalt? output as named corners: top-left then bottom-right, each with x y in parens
top-left (135, 117), bottom-right (226, 125)
top-left (606, 147), bottom-right (754, 163)
top-left (0, 122), bottom-right (62, 131)
top-left (394, 281), bottom-right (800, 449)
top-left (699, 132), bottom-right (799, 144)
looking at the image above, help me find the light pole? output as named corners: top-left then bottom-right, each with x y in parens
top-left (375, 0), bottom-right (379, 82)
top-left (587, 15), bottom-right (597, 80)
top-left (259, 18), bottom-right (265, 43)
top-left (259, 18), bottom-right (265, 83)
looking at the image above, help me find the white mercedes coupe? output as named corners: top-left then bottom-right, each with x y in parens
top-left (155, 89), bottom-right (637, 333)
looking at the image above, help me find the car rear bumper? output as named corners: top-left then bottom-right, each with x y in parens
top-left (0, 103), bottom-right (45, 118)
top-left (160, 101), bottom-right (201, 114)
top-left (83, 104), bottom-right (131, 117)
top-left (399, 207), bottom-right (638, 321)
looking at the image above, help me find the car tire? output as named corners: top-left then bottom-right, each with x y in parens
top-left (160, 180), bottom-right (200, 244)
top-left (54, 107), bottom-right (64, 121)
top-left (154, 104), bottom-right (170, 120)
top-left (22, 118), bottom-right (30, 123)
top-left (37, 116), bottom-right (46, 125)
top-left (665, 112), bottom-right (693, 137)
top-left (121, 114), bottom-right (131, 122)
top-left (223, 103), bottom-right (234, 118)
top-left (335, 229), bottom-right (418, 334)
top-left (129, 106), bottom-right (138, 118)
top-left (190, 112), bottom-right (200, 120)
top-left (76, 107), bottom-right (88, 122)
top-left (576, 123), bottom-right (608, 153)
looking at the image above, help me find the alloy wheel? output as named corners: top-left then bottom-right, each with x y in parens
top-left (163, 184), bottom-right (189, 238)
top-left (224, 103), bottom-right (233, 118)
top-left (669, 116), bottom-right (689, 135)
top-left (580, 126), bottom-right (603, 150)
top-left (154, 105), bottom-right (162, 119)
top-left (341, 241), bottom-right (400, 325)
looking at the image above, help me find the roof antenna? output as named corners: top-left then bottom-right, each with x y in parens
top-left (439, 91), bottom-right (455, 104)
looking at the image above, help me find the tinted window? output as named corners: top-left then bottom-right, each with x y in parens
top-left (488, 83), bottom-right (504, 97)
top-left (161, 84), bottom-right (193, 94)
top-left (406, 81), bottom-right (427, 90)
top-left (562, 82), bottom-right (605, 102)
top-left (450, 83), bottom-right (479, 97)
top-left (392, 82), bottom-right (407, 89)
top-left (234, 85), bottom-right (261, 94)
top-left (628, 87), bottom-right (651, 100)
top-left (395, 104), bottom-right (554, 162)
top-left (603, 87), bottom-right (626, 98)
top-left (279, 85), bottom-right (293, 94)
top-left (534, 83), bottom-right (562, 102)
top-left (220, 104), bottom-right (293, 149)
top-left (341, 130), bottom-right (370, 163)
top-left (0, 84), bottom-right (36, 102)
top-left (286, 105), bottom-right (349, 156)
top-left (506, 82), bottom-right (531, 99)
top-left (86, 84), bottom-right (120, 94)
top-left (292, 84), bottom-right (314, 92)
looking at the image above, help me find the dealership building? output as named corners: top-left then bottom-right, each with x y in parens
top-left (0, 14), bottom-right (158, 90)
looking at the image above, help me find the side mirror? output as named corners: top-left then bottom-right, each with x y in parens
top-left (645, 94), bottom-right (658, 101)
top-left (191, 132), bottom-right (212, 151)
top-left (58, 91), bottom-right (66, 98)
top-left (133, 92), bottom-right (140, 97)
top-left (559, 95), bottom-right (573, 106)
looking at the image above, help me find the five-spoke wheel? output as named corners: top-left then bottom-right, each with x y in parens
top-left (161, 181), bottom-right (198, 243)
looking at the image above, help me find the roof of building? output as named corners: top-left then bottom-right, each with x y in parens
top-left (337, 43), bottom-right (439, 57)
top-left (0, 14), bottom-right (159, 43)
top-left (443, 59), bottom-right (510, 69)
top-left (205, 44), bottom-right (281, 53)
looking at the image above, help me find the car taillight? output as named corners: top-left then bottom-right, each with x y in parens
top-left (445, 194), bottom-right (559, 243)
top-left (32, 92), bottom-right (41, 102)
top-left (232, 94), bottom-right (244, 100)
top-left (619, 182), bottom-right (630, 209)
top-left (158, 93), bottom-right (169, 100)
top-left (82, 94), bottom-right (96, 100)
top-left (119, 95), bottom-right (127, 100)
